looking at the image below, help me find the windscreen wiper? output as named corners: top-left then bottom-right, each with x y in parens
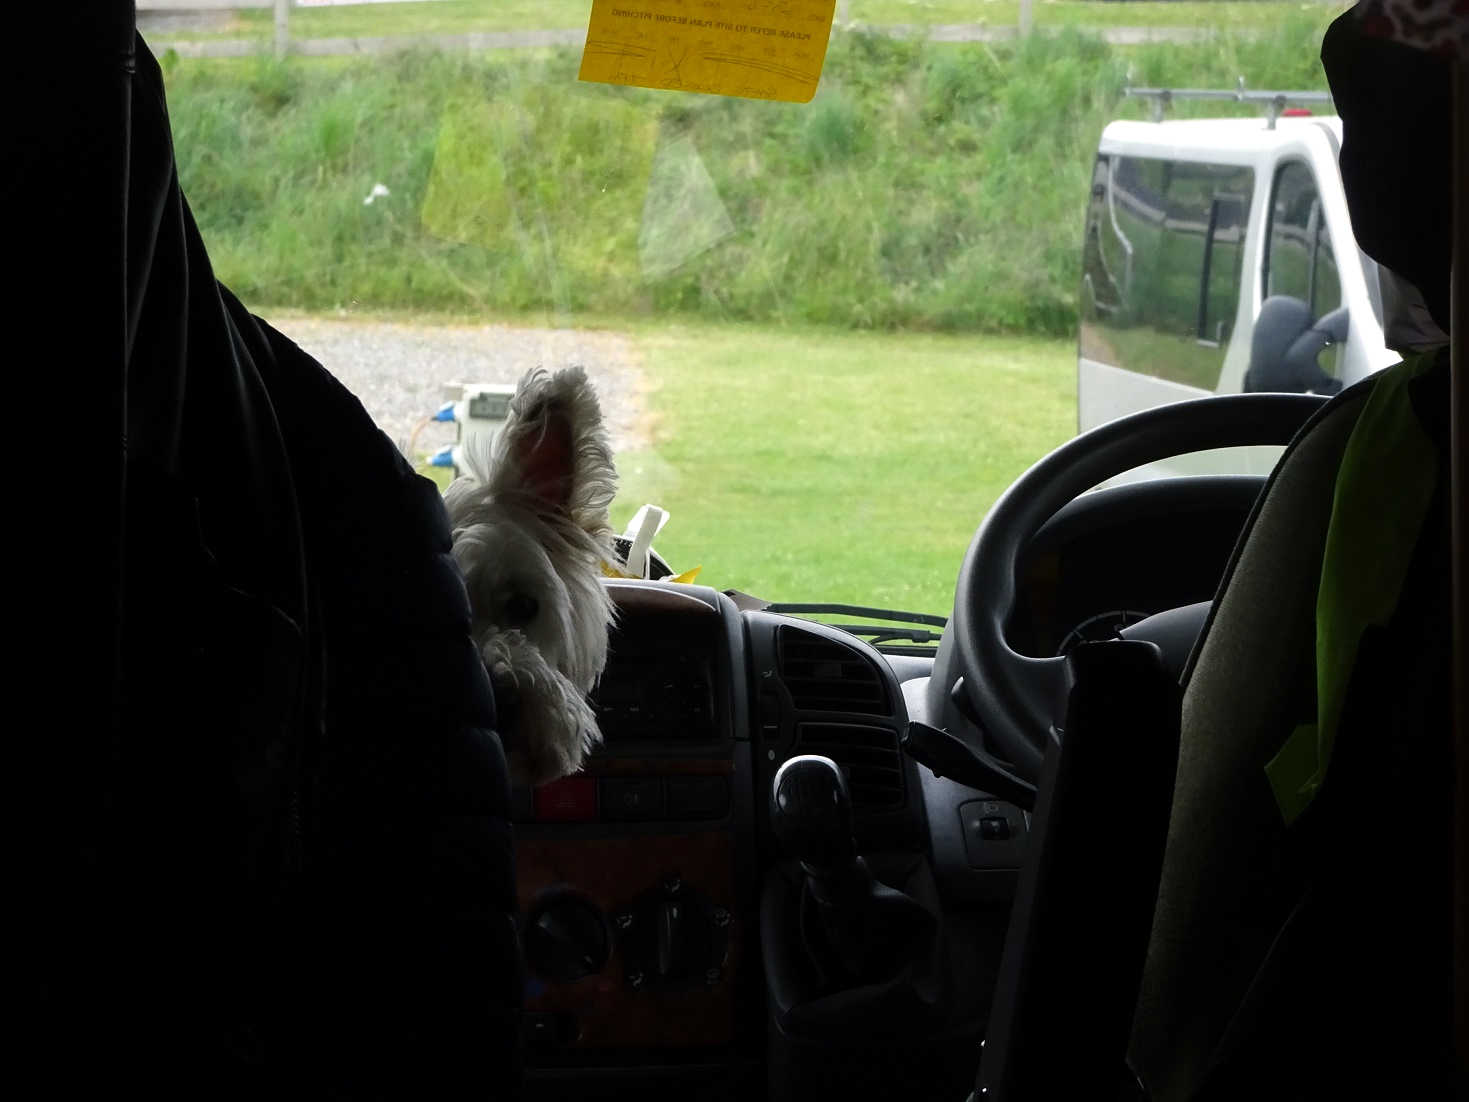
top-left (763, 603), bottom-right (948, 656)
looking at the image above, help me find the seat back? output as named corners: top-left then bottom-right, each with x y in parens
top-left (1130, 358), bottom-right (1456, 1099)
top-left (1127, 388), bottom-right (1367, 1099)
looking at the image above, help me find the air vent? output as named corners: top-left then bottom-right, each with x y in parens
top-left (777, 626), bottom-right (889, 716)
top-left (795, 723), bottom-right (904, 811)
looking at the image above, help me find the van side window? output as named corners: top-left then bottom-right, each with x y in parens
top-left (1249, 161), bottom-right (1348, 395)
top-left (1264, 161), bottom-right (1343, 321)
top-left (1078, 154), bottom-right (1254, 391)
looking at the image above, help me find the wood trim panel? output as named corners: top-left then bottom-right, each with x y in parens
top-left (518, 832), bottom-right (738, 1048)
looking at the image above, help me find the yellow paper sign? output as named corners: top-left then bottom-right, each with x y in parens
top-left (579, 0), bottom-right (836, 104)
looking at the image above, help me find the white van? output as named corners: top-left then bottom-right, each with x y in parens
top-left (1077, 92), bottom-right (1399, 476)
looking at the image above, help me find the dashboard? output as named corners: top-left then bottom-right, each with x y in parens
top-left (510, 581), bottom-right (930, 1097)
top-left (508, 476), bottom-right (1263, 1100)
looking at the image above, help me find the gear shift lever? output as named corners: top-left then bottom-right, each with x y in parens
top-left (771, 754), bottom-right (939, 987)
top-left (771, 755), bottom-right (875, 910)
top-left (762, 757), bottom-right (949, 1041)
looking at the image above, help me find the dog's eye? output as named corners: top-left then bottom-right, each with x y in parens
top-left (502, 592), bottom-right (539, 626)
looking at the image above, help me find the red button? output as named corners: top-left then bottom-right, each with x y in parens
top-left (534, 775), bottom-right (598, 821)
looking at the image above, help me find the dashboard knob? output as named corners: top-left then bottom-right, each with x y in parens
top-left (523, 892), bottom-right (610, 983)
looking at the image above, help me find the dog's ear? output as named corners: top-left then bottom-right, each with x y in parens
top-left (514, 403), bottom-right (576, 511)
top-left (491, 367), bottom-right (617, 542)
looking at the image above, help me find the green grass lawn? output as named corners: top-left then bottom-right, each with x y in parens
top-left (409, 318), bottom-right (1073, 614)
top-left (151, 0), bottom-right (1348, 43)
top-left (858, 1), bottom-right (1349, 30)
top-left (606, 321), bottom-right (1073, 615)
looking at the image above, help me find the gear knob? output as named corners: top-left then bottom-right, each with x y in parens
top-left (771, 755), bottom-right (857, 870)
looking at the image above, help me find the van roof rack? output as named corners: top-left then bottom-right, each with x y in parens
top-left (1123, 77), bottom-right (1333, 128)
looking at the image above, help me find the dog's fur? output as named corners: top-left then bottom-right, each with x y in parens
top-left (443, 366), bottom-right (617, 785)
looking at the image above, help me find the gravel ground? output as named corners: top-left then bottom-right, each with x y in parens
top-left (268, 315), bottom-right (650, 460)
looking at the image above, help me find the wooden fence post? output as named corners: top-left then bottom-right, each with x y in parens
top-left (274, 0), bottom-right (290, 59)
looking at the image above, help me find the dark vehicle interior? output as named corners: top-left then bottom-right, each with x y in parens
top-left (522, 397), bottom-right (1310, 1100)
top-left (17, 3), bottom-right (1464, 1101)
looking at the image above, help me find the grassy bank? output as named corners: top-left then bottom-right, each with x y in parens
top-left (150, 1), bottom-right (1350, 42)
top-left (164, 9), bottom-right (1337, 336)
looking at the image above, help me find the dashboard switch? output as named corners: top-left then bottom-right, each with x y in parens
top-left (959, 798), bottom-right (1028, 869)
top-left (979, 816), bottom-right (1011, 841)
top-left (601, 778), bottom-right (665, 821)
top-left (523, 893), bottom-right (610, 982)
top-left (667, 776), bottom-right (730, 820)
top-left (534, 775), bottom-right (598, 822)
top-left (657, 899), bottom-right (689, 979)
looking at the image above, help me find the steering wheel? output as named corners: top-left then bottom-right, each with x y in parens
top-left (945, 392), bottom-right (1328, 781)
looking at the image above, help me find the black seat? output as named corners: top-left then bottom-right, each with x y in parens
top-left (1128, 354), bottom-right (1454, 1098)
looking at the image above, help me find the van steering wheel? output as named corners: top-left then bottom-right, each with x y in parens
top-left (948, 392), bottom-right (1329, 781)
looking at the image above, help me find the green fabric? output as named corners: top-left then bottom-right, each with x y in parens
top-left (1265, 352), bottom-right (1441, 824)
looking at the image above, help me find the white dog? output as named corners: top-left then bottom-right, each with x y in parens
top-left (444, 366), bottom-right (617, 786)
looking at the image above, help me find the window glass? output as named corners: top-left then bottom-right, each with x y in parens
top-left (1080, 155), bottom-right (1254, 390)
top-left (1265, 160), bottom-right (1342, 319)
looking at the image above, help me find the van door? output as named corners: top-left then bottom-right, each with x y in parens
top-left (1078, 153), bottom-right (1254, 432)
top-left (1243, 159), bottom-right (1349, 394)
